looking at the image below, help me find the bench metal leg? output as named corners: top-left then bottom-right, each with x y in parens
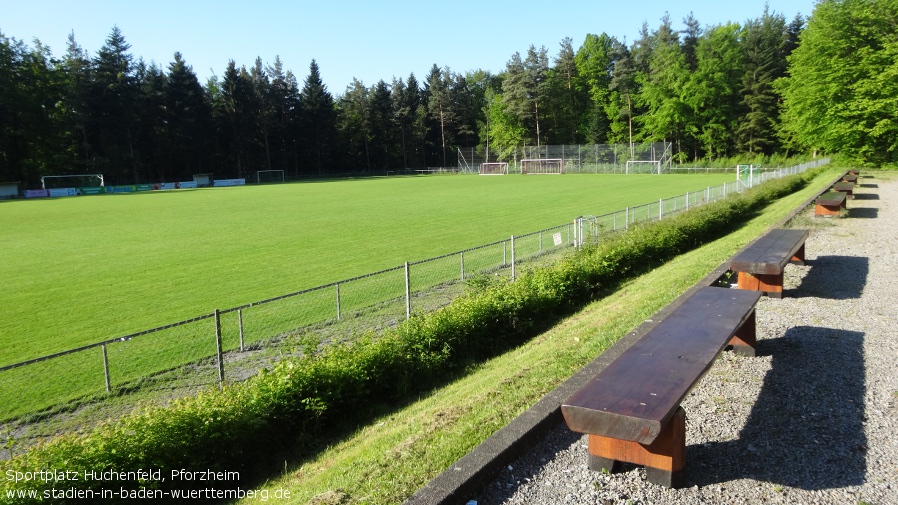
top-left (737, 271), bottom-right (784, 298)
top-left (728, 309), bottom-right (757, 357)
top-left (586, 407), bottom-right (686, 488)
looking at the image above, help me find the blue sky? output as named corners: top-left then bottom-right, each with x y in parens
top-left (3, 1), bottom-right (817, 95)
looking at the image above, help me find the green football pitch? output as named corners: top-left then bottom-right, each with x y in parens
top-left (0, 173), bottom-right (733, 365)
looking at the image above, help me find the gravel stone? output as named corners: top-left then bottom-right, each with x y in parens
top-left (473, 174), bottom-right (898, 505)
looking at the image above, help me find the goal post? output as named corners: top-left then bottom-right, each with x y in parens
top-left (521, 158), bottom-right (564, 175)
top-left (41, 174), bottom-right (105, 189)
top-left (736, 164), bottom-right (755, 190)
top-left (624, 160), bottom-right (662, 174)
top-left (256, 169), bottom-right (285, 184)
top-left (478, 162), bottom-right (508, 175)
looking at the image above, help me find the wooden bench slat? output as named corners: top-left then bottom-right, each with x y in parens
top-left (730, 228), bottom-right (808, 275)
top-left (562, 286), bottom-right (761, 445)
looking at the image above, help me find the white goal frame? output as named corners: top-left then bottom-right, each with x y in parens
top-left (624, 160), bottom-right (662, 175)
top-left (479, 162), bottom-right (509, 175)
top-left (256, 169), bottom-right (285, 184)
top-left (521, 158), bottom-right (564, 175)
top-left (41, 174), bottom-right (105, 189)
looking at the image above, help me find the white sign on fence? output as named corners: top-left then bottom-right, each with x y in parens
top-left (213, 178), bottom-right (246, 187)
top-left (553, 232), bottom-right (563, 246)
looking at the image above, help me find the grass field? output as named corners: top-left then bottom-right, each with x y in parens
top-left (1, 173), bottom-right (733, 366)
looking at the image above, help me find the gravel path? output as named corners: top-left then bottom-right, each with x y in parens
top-left (473, 173), bottom-right (898, 505)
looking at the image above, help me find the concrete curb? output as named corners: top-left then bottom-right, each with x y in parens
top-left (403, 169), bottom-right (844, 505)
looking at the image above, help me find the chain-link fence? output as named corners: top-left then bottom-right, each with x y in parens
top-left (0, 157), bottom-right (830, 458)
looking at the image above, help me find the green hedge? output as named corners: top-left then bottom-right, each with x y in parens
top-left (0, 170), bottom-right (814, 504)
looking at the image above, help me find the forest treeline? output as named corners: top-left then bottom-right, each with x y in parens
top-left (1, 1), bottom-right (895, 188)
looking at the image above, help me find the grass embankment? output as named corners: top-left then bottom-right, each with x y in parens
top-left (243, 166), bottom-right (844, 504)
top-left (0, 167), bottom-right (841, 504)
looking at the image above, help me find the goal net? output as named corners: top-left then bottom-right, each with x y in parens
top-left (479, 162), bottom-right (508, 175)
top-left (256, 169), bottom-right (285, 184)
top-left (41, 174), bottom-right (105, 189)
top-left (624, 160), bottom-right (662, 174)
top-left (521, 158), bottom-right (564, 175)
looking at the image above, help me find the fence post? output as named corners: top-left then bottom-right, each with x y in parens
top-left (578, 218), bottom-right (584, 248)
top-left (625, 207), bottom-right (629, 230)
top-left (503, 241), bottom-right (507, 266)
top-left (102, 343), bottom-right (111, 393)
top-left (510, 235), bottom-right (516, 281)
top-left (659, 199), bottom-right (663, 220)
top-left (335, 283), bottom-right (341, 321)
top-left (404, 262), bottom-right (411, 319)
top-left (214, 309), bottom-right (224, 391)
top-left (460, 251), bottom-right (465, 281)
top-left (238, 309), bottom-right (245, 352)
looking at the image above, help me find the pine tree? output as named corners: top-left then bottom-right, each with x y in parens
top-left (548, 37), bottom-right (584, 144)
top-left (737, 8), bottom-right (789, 156)
top-left (425, 64), bottom-right (454, 167)
top-left (90, 26), bottom-right (139, 183)
top-left (337, 78), bottom-right (371, 171)
top-left (367, 80), bottom-right (395, 169)
top-left (301, 59), bottom-right (336, 175)
top-left (165, 52), bottom-right (211, 180)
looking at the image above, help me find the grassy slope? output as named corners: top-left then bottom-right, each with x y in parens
top-left (1, 174), bottom-right (731, 364)
top-left (240, 167), bottom-right (841, 504)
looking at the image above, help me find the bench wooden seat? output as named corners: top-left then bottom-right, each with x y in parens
top-left (730, 228), bottom-right (808, 298)
top-left (561, 286), bottom-right (762, 488)
top-left (833, 181), bottom-right (855, 197)
top-left (815, 191), bottom-right (847, 217)
top-left (848, 169), bottom-right (860, 176)
top-left (842, 174), bottom-right (858, 183)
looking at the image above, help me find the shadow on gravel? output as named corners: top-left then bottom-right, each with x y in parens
top-left (688, 326), bottom-right (867, 490)
top-left (792, 255), bottom-right (869, 299)
top-left (853, 193), bottom-right (879, 200)
top-left (847, 207), bottom-right (879, 219)
top-left (858, 183), bottom-right (878, 188)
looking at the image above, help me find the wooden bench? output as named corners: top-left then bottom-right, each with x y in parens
top-left (730, 228), bottom-right (808, 298)
top-left (561, 286), bottom-right (762, 488)
top-left (842, 174), bottom-right (858, 184)
top-left (833, 181), bottom-right (855, 198)
top-left (815, 191), bottom-right (847, 217)
top-left (848, 169), bottom-right (860, 176)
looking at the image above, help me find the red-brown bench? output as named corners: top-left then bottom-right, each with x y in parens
top-left (561, 286), bottom-right (762, 488)
top-left (730, 228), bottom-right (808, 298)
top-left (842, 174), bottom-right (858, 184)
top-left (815, 191), bottom-right (847, 217)
top-left (833, 181), bottom-right (855, 198)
